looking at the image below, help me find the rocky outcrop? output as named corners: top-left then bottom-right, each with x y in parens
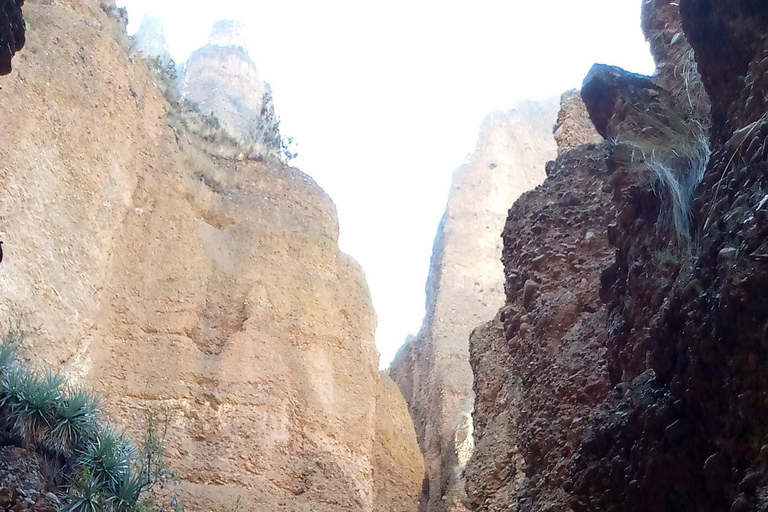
top-left (465, 132), bottom-right (616, 512)
top-left (571, 2), bottom-right (768, 511)
top-left (130, 15), bottom-right (171, 67)
top-left (553, 90), bottom-right (601, 156)
top-left (467, 1), bottom-right (768, 512)
top-left (0, 445), bottom-right (59, 512)
top-left (0, 1), bottom-right (421, 510)
top-left (181, 20), bottom-right (267, 144)
top-left (641, 0), bottom-right (710, 121)
top-left (390, 100), bottom-right (558, 512)
top-left (0, 0), bottom-right (24, 75)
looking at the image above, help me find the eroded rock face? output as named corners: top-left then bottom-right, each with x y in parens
top-left (468, 1), bottom-right (768, 511)
top-left (641, 0), bottom-right (710, 121)
top-left (0, 444), bottom-right (59, 512)
top-left (0, 1), bottom-right (421, 510)
top-left (553, 90), bottom-right (601, 156)
top-left (390, 100), bottom-right (558, 512)
top-left (374, 373), bottom-right (427, 512)
top-left (465, 138), bottom-right (616, 512)
top-left (572, 3), bottom-right (768, 511)
top-left (181, 19), bottom-right (266, 143)
top-left (0, 0), bottom-right (24, 75)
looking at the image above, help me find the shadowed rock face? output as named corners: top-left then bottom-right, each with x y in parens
top-left (0, 0), bottom-right (25, 75)
top-left (465, 137), bottom-right (617, 512)
top-left (681, 0), bottom-right (768, 140)
top-left (467, 1), bottom-right (768, 511)
top-left (390, 100), bottom-right (559, 512)
top-left (641, 0), bottom-right (710, 121)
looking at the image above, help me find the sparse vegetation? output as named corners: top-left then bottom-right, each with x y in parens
top-left (219, 496), bottom-right (252, 512)
top-left (143, 55), bottom-right (297, 164)
top-left (0, 327), bottom-right (181, 512)
top-left (622, 105), bottom-right (711, 248)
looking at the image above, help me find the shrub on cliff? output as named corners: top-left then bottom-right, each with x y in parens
top-left (0, 329), bottom-right (180, 512)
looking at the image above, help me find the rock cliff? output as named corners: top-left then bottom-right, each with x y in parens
top-left (467, 1), bottom-right (768, 511)
top-left (130, 15), bottom-right (171, 67)
top-left (0, 1), bottom-right (422, 510)
top-left (180, 20), bottom-right (267, 144)
top-left (390, 100), bottom-right (559, 512)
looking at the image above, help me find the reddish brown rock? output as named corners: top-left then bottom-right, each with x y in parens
top-left (641, 0), bottom-right (710, 121)
top-left (465, 140), bottom-right (617, 512)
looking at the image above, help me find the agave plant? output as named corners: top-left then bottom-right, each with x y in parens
top-left (51, 389), bottom-right (101, 456)
top-left (79, 427), bottom-right (133, 486)
top-left (105, 472), bottom-right (144, 512)
top-left (0, 343), bottom-right (17, 373)
top-left (0, 366), bottom-right (26, 431)
top-left (10, 371), bottom-right (63, 446)
top-left (67, 468), bottom-right (103, 512)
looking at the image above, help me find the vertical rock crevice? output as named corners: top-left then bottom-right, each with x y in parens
top-left (391, 100), bottom-right (559, 511)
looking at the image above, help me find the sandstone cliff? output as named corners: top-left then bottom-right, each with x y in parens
top-left (466, 0), bottom-right (768, 511)
top-left (390, 100), bottom-right (559, 512)
top-left (0, 1), bottom-right (422, 510)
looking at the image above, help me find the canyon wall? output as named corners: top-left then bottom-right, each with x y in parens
top-left (130, 15), bottom-right (171, 67)
top-left (390, 100), bottom-right (559, 511)
top-left (467, 1), bottom-right (768, 511)
top-left (0, 1), bottom-right (422, 510)
top-left (465, 95), bottom-right (615, 512)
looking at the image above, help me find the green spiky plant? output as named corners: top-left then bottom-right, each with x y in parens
top-left (67, 468), bottom-right (103, 512)
top-left (108, 472), bottom-right (144, 512)
top-left (78, 427), bottom-right (133, 487)
top-left (0, 343), bottom-right (17, 372)
top-left (0, 330), bottom-right (181, 512)
top-left (10, 371), bottom-right (63, 447)
top-left (51, 389), bottom-right (101, 456)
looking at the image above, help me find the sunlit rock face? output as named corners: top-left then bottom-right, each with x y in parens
top-left (390, 99), bottom-right (559, 512)
top-left (553, 90), bottom-right (601, 156)
top-left (181, 19), bottom-right (266, 143)
top-left (130, 15), bottom-right (171, 66)
top-left (0, 1), bottom-right (423, 510)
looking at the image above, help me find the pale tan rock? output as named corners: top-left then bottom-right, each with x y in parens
top-left (374, 373), bottom-right (426, 512)
top-left (181, 20), bottom-right (267, 143)
top-left (390, 100), bottom-right (558, 512)
top-left (0, 2), bottom-right (421, 510)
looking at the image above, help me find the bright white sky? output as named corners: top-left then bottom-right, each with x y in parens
top-left (117, 0), bottom-right (655, 368)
